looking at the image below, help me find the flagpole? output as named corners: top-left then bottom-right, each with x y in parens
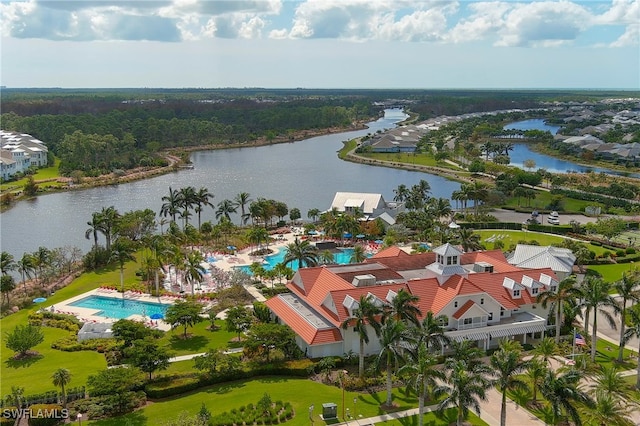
top-left (571, 327), bottom-right (576, 359)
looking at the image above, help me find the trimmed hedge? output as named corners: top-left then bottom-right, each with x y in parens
top-left (50, 335), bottom-right (118, 353)
top-left (459, 222), bottom-right (522, 230)
top-left (26, 404), bottom-right (65, 426)
top-left (146, 359), bottom-right (315, 399)
top-left (28, 312), bottom-right (82, 333)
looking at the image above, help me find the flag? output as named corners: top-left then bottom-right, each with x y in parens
top-left (575, 333), bottom-right (586, 346)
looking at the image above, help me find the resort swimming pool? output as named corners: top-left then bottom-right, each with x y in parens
top-left (69, 295), bottom-right (169, 320)
top-left (240, 247), bottom-right (369, 274)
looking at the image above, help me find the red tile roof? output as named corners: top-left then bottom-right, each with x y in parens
top-left (329, 283), bottom-right (408, 325)
top-left (453, 299), bottom-right (476, 319)
top-left (265, 296), bottom-right (343, 345)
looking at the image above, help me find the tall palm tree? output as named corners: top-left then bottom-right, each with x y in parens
top-left (183, 251), bottom-right (206, 296)
top-left (374, 318), bottom-right (412, 407)
top-left (194, 187), bottom-right (214, 230)
top-left (160, 186), bottom-right (181, 223)
top-left (51, 368), bottom-right (71, 409)
top-left (416, 312), bottom-right (450, 353)
top-left (398, 344), bottom-right (444, 426)
top-left (98, 206), bottom-right (120, 251)
top-left (490, 340), bottom-right (529, 426)
top-left (17, 253), bottom-right (34, 296)
top-left (32, 246), bottom-right (51, 286)
top-left (525, 356), bottom-right (547, 405)
top-left (109, 238), bottom-right (137, 298)
top-left (283, 238), bottom-right (318, 270)
top-left (393, 184), bottom-right (409, 203)
top-left (622, 304), bottom-right (640, 389)
top-left (591, 365), bottom-right (628, 400)
top-left (178, 186), bottom-right (196, 229)
top-left (307, 208), bottom-right (320, 223)
top-left (538, 276), bottom-right (582, 343)
top-left (319, 250), bottom-right (335, 265)
top-left (384, 289), bottom-right (420, 327)
top-left (453, 228), bottom-right (483, 252)
top-left (234, 192), bottom-right (252, 225)
top-left (216, 199), bottom-right (238, 222)
top-left (349, 244), bottom-right (367, 263)
top-left (427, 197), bottom-right (452, 223)
top-left (436, 357), bottom-right (493, 426)
top-left (465, 181), bottom-right (489, 217)
top-left (614, 270), bottom-right (640, 362)
top-left (85, 211), bottom-right (102, 255)
top-left (340, 295), bottom-right (382, 378)
top-left (580, 276), bottom-right (617, 362)
top-left (540, 368), bottom-right (593, 426)
top-left (246, 226), bottom-right (269, 251)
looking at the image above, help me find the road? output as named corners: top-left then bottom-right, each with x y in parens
top-left (489, 208), bottom-right (638, 226)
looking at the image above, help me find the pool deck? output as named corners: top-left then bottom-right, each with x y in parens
top-left (44, 288), bottom-right (185, 331)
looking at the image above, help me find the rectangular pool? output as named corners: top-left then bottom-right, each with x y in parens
top-left (69, 295), bottom-right (169, 320)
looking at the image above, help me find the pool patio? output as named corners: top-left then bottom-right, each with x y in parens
top-left (44, 289), bottom-right (187, 331)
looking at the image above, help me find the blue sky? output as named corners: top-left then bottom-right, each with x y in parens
top-left (1, 0), bottom-right (638, 89)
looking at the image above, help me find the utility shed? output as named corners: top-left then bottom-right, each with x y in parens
top-left (78, 322), bottom-right (113, 341)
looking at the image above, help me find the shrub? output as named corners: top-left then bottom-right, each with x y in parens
top-left (616, 250), bottom-right (626, 257)
top-left (26, 404), bottom-right (65, 426)
top-left (0, 407), bottom-right (18, 425)
top-left (28, 312), bottom-right (81, 332)
top-left (144, 376), bottom-right (201, 399)
top-left (590, 240), bottom-right (602, 246)
top-left (50, 335), bottom-right (118, 353)
top-left (626, 247), bottom-right (636, 254)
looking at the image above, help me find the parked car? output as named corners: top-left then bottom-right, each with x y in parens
top-left (547, 211), bottom-right (560, 225)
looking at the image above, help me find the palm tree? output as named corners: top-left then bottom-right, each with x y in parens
top-left (540, 368), bottom-right (593, 426)
top-left (17, 253), bottom-right (34, 296)
top-left (622, 304), bottom-right (640, 389)
top-left (98, 206), bottom-right (120, 251)
top-left (465, 181), bottom-right (488, 217)
top-left (0, 252), bottom-right (16, 277)
top-left (183, 251), bottom-right (206, 296)
top-left (532, 337), bottom-right (561, 366)
top-left (584, 390), bottom-right (635, 426)
top-left (580, 276), bottom-right (617, 362)
top-left (319, 250), bottom-right (335, 265)
top-left (32, 246), bottom-right (51, 286)
top-left (415, 312), bottom-right (450, 353)
top-left (374, 318), bottom-right (412, 407)
top-left (490, 340), bottom-right (529, 426)
top-left (436, 357), bottom-right (493, 426)
top-left (194, 187), bottom-right (214, 230)
top-left (538, 276), bottom-right (582, 343)
top-left (85, 211), bottom-right (103, 255)
top-left (51, 368), bottom-right (71, 409)
top-left (480, 141), bottom-right (494, 160)
top-left (109, 238), bottom-right (137, 298)
top-left (393, 184), bottom-right (409, 203)
top-left (427, 197), bottom-right (452, 223)
top-left (283, 238), bottom-right (318, 270)
top-left (525, 356), bottom-right (547, 405)
top-left (384, 289), bottom-right (420, 326)
top-left (349, 244), bottom-right (367, 263)
top-left (234, 192), bottom-right (252, 225)
top-left (614, 270), bottom-right (640, 362)
top-left (307, 208), bottom-right (320, 223)
top-left (591, 365), bottom-right (628, 400)
top-left (451, 189), bottom-right (468, 213)
top-left (160, 186), bottom-right (181, 223)
top-left (398, 344), bottom-right (444, 426)
top-left (216, 199), bottom-right (238, 222)
top-left (453, 228), bottom-right (483, 252)
top-left (340, 295), bottom-right (382, 378)
top-left (177, 186), bottom-right (196, 229)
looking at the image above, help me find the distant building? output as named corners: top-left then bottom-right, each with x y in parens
top-left (329, 192), bottom-right (404, 226)
top-left (506, 244), bottom-right (576, 280)
top-left (0, 130), bottom-right (48, 180)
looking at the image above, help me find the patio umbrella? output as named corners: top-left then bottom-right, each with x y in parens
top-left (343, 232), bottom-right (352, 238)
top-left (33, 297), bottom-right (47, 303)
top-left (355, 234), bottom-right (365, 238)
top-left (448, 222), bottom-right (461, 229)
top-left (374, 239), bottom-right (384, 244)
top-left (227, 245), bottom-right (237, 251)
top-left (150, 313), bottom-right (164, 320)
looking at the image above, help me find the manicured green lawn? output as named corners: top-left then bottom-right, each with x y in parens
top-left (503, 190), bottom-right (593, 214)
top-left (587, 263), bottom-right (638, 283)
top-left (1, 327), bottom-right (107, 395)
top-left (158, 320), bottom-right (238, 356)
top-left (0, 159), bottom-right (61, 191)
top-left (90, 376), bottom-right (487, 426)
top-left (361, 152), bottom-right (464, 171)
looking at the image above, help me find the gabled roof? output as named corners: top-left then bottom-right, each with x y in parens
top-left (507, 244), bottom-right (576, 274)
top-left (452, 300), bottom-right (477, 319)
top-left (433, 243), bottom-right (463, 257)
top-left (330, 192), bottom-right (385, 214)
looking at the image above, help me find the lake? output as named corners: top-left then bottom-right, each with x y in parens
top-left (504, 119), bottom-right (640, 177)
top-left (1, 109), bottom-right (461, 259)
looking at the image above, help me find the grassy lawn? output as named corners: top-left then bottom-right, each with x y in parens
top-left (90, 376), bottom-right (487, 426)
top-left (503, 190), bottom-right (593, 214)
top-left (361, 152), bottom-right (464, 171)
top-left (587, 263), bottom-right (639, 283)
top-left (158, 320), bottom-right (238, 357)
top-left (0, 159), bottom-right (62, 192)
top-left (1, 327), bottom-right (107, 395)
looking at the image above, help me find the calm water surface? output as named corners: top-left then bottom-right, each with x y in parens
top-left (505, 119), bottom-right (640, 178)
top-left (1, 109), bottom-right (461, 259)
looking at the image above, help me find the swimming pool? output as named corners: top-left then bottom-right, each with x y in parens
top-left (69, 295), bottom-right (169, 320)
top-left (239, 247), bottom-right (369, 274)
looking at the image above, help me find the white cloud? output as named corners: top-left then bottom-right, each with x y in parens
top-left (447, 2), bottom-right (511, 43)
top-left (495, 1), bottom-right (592, 47)
top-left (610, 22), bottom-right (639, 47)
